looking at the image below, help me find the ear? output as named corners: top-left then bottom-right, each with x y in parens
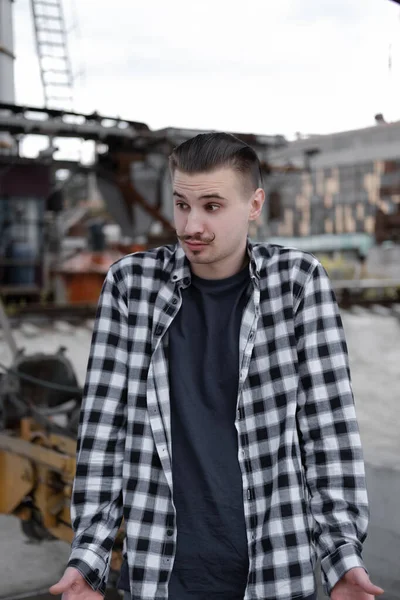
top-left (249, 188), bottom-right (265, 221)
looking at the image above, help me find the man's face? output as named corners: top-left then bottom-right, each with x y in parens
top-left (173, 167), bottom-right (264, 278)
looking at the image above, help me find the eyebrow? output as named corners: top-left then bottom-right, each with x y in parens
top-left (173, 191), bottom-right (227, 201)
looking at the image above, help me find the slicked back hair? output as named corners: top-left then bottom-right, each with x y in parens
top-left (169, 132), bottom-right (262, 192)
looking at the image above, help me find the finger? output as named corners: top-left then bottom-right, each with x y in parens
top-left (49, 582), bottom-right (66, 595)
top-left (361, 581), bottom-right (385, 596)
top-left (49, 575), bottom-right (72, 595)
top-left (352, 571), bottom-right (384, 596)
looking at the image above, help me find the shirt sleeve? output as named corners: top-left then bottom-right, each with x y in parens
top-left (67, 266), bottom-right (128, 594)
top-left (294, 262), bottom-right (369, 595)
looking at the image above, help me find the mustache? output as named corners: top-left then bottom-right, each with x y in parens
top-left (176, 233), bottom-right (215, 244)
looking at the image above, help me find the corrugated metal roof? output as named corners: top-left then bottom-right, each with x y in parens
top-left (269, 120), bottom-right (400, 168)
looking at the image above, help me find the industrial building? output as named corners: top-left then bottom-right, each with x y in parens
top-left (262, 118), bottom-right (400, 258)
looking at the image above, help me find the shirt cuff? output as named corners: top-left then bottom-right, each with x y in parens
top-left (320, 542), bottom-right (366, 595)
top-left (68, 547), bottom-right (109, 595)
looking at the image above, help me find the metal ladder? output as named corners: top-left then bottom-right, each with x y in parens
top-left (30, 0), bottom-right (73, 110)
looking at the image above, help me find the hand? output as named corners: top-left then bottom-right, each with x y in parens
top-left (49, 566), bottom-right (104, 600)
top-left (331, 567), bottom-right (384, 600)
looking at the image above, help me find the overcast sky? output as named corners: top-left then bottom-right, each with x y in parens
top-left (11, 0), bottom-right (400, 139)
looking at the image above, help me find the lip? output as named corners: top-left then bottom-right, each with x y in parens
top-left (185, 241), bottom-right (208, 249)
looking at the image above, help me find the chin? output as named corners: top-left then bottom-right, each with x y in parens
top-left (186, 254), bottom-right (213, 264)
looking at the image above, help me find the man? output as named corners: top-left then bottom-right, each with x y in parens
top-left (50, 133), bottom-right (383, 600)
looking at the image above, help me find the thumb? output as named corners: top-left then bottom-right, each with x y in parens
top-left (351, 569), bottom-right (384, 596)
top-left (49, 567), bottom-right (81, 595)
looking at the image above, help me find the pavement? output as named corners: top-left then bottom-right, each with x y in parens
top-left (0, 308), bottom-right (399, 599)
top-left (0, 514), bottom-right (70, 598)
top-left (341, 308), bottom-right (400, 473)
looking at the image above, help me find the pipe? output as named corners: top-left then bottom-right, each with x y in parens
top-left (0, 0), bottom-right (15, 104)
top-left (0, 0), bottom-right (15, 151)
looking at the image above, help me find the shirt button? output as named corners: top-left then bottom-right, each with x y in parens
top-left (249, 331), bottom-right (255, 340)
top-left (155, 326), bottom-right (163, 336)
top-left (172, 298), bottom-right (178, 305)
top-left (183, 277), bottom-right (190, 285)
top-left (166, 529), bottom-right (174, 537)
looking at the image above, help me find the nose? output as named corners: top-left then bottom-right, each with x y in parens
top-left (183, 209), bottom-right (205, 236)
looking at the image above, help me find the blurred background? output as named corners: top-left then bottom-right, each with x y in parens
top-left (0, 0), bottom-right (399, 599)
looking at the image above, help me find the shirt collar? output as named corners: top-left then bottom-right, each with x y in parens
top-left (170, 243), bottom-right (192, 287)
top-left (247, 238), bottom-right (261, 283)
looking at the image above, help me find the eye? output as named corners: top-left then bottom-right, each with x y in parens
top-left (175, 202), bottom-right (189, 211)
top-left (206, 203), bottom-right (220, 212)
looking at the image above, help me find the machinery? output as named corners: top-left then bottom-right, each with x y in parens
top-left (0, 304), bottom-right (124, 588)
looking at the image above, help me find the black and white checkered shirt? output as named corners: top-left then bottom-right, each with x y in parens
top-left (68, 241), bottom-right (368, 600)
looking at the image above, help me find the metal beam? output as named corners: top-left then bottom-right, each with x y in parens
top-left (0, 102), bottom-right (287, 152)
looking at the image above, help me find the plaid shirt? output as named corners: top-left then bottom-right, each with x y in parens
top-left (68, 241), bottom-right (369, 600)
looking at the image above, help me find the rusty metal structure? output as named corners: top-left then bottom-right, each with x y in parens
top-left (0, 101), bottom-right (285, 302)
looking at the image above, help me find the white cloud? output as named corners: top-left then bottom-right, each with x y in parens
top-left (10, 0), bottom-right (400, 139)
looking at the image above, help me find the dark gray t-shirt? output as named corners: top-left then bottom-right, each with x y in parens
top-left (167, 267), bottom-right (251, 600)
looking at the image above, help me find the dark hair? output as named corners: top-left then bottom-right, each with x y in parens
top-left (169, 132), bottom-right (262, 191)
